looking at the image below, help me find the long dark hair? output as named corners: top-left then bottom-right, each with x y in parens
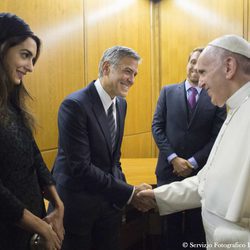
top-left (0, 35), bottom-right (41, 132)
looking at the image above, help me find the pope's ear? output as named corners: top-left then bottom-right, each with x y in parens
top-left (102, 61), bottom-right (110, 76)
top-left (224, 56), bottom-right (237, 80)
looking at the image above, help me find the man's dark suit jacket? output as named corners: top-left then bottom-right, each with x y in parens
top-left (52, 81), bottom-right (133, 211)
top-left (152, 81), bottom-right (226, 184)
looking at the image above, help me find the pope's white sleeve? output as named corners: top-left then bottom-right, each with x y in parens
top-left (154, 176), bottom-right (201, 216)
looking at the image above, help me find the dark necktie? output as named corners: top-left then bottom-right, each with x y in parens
top-left (188, 87), bottom-right (198, 109)
top-left (107, 102), bottom-right (116, 151)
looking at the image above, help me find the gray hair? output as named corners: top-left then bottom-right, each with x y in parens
top-left (98, 46), bottom-right (141, 78)
top-left (220, 48), bottom-right (250, 75)
top-left (207, 46), bottom-right (250, 75)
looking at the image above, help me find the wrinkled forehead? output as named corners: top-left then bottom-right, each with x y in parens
top-left (197, 46), bottom-right (218, 66)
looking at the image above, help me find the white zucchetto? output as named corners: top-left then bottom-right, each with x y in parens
top-left (208, 34), bottom-right (250, 58)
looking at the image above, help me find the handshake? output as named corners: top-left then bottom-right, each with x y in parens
top-left (130, 183), bottom-right (157, 212)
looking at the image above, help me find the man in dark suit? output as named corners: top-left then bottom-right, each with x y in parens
top-left (152, 47), bottom-right (226, 250)
top-left (51, 46), bottom-right (153, 250)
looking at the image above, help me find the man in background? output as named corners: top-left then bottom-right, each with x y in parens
top-left (152, 47), bottom-right (226, 249)
top-left (51, 46), bottom-right (152, 250)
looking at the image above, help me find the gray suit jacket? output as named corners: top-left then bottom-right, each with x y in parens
top-left (152, 81), bottom-right (226, 184)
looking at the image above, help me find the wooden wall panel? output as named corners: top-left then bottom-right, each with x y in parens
top-left (159, 0), bottom-right (244, 88)
top-left (150, 2), bottom-right (161, 157)
top-left (41, 150), bottom-right (58, 171)
top-left (121, 158), bottom-right (157, 185)
top-left (84, 0), bottom-right (153, 157)
top-left (0, 0), bottom-right (85, 151)
top-left (121, 132), bottom-right (153, 158)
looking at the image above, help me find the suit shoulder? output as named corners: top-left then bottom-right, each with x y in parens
top-left (161, 82), bottom-right (183, 91)
top-left (64, 81), bottom-right (95, 104)
top-left (66, 88), bottom-right (86, 100)
top-left (159, 83), bottom-right (184, 98)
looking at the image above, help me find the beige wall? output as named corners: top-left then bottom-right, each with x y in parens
top-left (0, 0), bottom-right (249, 169)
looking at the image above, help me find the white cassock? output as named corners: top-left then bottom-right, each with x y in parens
top-left (154, 82), bottom-right (250, 249)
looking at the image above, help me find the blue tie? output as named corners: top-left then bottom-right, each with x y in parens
top-left (107, 102), bottom-right (116, 151)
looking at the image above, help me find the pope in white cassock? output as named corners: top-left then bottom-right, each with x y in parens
top-left (138, 34), bottom-right (250, 249)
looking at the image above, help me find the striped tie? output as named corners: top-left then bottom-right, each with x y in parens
top-left (107, 102), bottom-right (116, 151)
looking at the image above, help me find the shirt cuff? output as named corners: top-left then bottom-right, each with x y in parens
top-left (127, 187), bottom-right (135, 204)
top-left (188, 157), bottom-right (199, 169)
top-left (167, 153), bottom-right (178, 164)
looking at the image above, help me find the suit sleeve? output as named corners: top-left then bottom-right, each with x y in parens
top-left (192, 105), bottom-right (226, 168)
top-left (152, 87), bottom-right (175, 157)
top-left (57, 98), bottom-right (133, 208)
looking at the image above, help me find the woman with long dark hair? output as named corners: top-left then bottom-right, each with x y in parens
top-left (0, 13), bottom-right (64, 250)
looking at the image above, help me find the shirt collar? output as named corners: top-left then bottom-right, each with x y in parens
top-left (185, 80), bottom-right (202, 94)
top-left (227, 81), bottom-right (250, 110)
top-left (94, 79), bottom-right (116, 113)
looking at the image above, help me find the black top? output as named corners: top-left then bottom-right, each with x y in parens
top-left (0, 109), bottom-right (54, 250)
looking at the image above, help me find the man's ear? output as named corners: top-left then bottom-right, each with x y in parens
top-left (102, 61), bottom-right (110, 76)
top-left (225, 56), bottom-right (237, 80)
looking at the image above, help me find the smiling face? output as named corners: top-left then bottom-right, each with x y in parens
top-left (101, 56), bottom-right (139, 98)
top-left (187, 50), bottom-right (201, 86)
top-left (4, 37), bottom-right (37, 85)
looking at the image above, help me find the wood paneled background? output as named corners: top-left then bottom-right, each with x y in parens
top-left (0, 0), bottom-right (249, 169)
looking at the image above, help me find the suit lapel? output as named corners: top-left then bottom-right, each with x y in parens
top-left (115, 98), bottom-right (123, 153)
top-left (188, 88), bottom-right (206, 127)
top-left (89, 83), bottom-right (113, 156)
top-left (177, 83), bottom-right (189, 126)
